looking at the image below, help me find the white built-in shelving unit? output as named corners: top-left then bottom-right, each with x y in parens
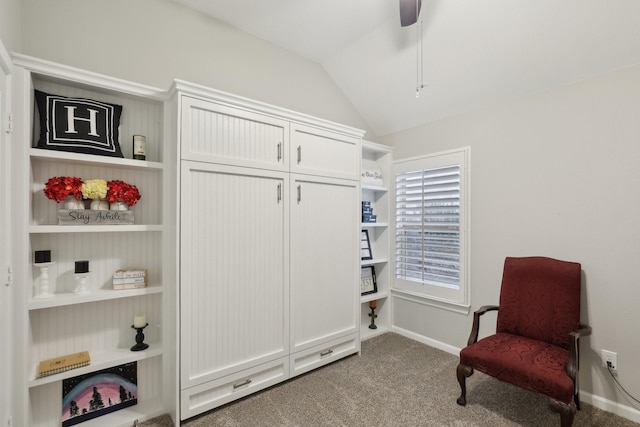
top-left (11, 55), bottom-right (177, 427)
top-left (360, 141), bottom-right (393, 340)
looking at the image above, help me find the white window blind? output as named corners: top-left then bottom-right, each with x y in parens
top-left (393, 148), bottom-right (469, 307)
top-left (396, 165), bottom-right (461, 288)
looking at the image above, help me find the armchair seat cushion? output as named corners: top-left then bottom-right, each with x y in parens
top-left (460, 332), bottom-right (573, 404)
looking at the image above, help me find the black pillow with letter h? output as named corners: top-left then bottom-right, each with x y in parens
top-left (34, 90), bottom-right (124, 158)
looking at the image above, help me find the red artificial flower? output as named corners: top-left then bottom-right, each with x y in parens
top-left (43, 176), bottom-right (84, 203)
top-left (106, 180), bottom-right (141, 207)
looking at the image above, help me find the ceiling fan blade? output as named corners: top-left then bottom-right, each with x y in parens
top-left (399, 0), bottom-right (422, 27)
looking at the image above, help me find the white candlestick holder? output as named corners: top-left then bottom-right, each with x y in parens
top-left (34, 262), bottom-right (54, 299)
top-left (73, 272), bottom-right (91, 295)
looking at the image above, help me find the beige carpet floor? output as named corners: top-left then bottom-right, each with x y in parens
top-left (142, 333), bottom-right (639, 426)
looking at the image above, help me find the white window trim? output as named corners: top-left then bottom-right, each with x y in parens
top-left (392, 147), bottom-right (470, 311)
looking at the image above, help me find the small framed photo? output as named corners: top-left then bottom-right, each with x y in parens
top-left (361, 266), bottom-right (378, 296)
top-left (361, 230), bottom-right (372, 260)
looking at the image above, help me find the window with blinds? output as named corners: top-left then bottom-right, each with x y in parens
top-left (396, 165), bottom-right (461, 288)
top-left (393, 148), bottom-right (469, 307)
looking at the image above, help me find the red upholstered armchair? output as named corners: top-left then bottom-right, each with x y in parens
top-left (456, 257), bottom-right (592, 427)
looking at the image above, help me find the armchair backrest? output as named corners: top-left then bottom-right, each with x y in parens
top-left (496, 256), bottom-right (581, 350)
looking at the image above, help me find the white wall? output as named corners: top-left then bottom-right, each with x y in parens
top-left (0, 0), bottom-right (20, 54)
top-left (19, 0), bottom-right (373, 137)
top-left (381, 64), bottom-right (640, 416)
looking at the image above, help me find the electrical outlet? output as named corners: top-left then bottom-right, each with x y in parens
top-left (602, 349), bottom-right (617, 372)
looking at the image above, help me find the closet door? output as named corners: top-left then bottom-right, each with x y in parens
top-left (180, 161), bottom-right (289, 390)
top-left (289, 174), bottom-right (360, 357)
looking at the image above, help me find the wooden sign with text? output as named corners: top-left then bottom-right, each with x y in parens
top-left (58, 210), bottom-right (134, 225)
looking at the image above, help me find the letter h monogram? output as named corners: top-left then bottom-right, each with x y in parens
top-left (65, 105), bottom-right (100, 136)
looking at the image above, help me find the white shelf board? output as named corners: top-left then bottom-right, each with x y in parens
top-left (29, 224), bottom-right (163, 233)
top-left (28, 286), bottom-right (163, 310)
top-left (360, 290), bottom-right (389, 304)
top-left (30, 148), bottom-right (163, 170)
top-left (361, 258), bottom-right (388, 267)
top-left (361, 183), bottom-right (388, 192)
top-left (360, 222), bottom-right (388, 228)
top-left (29, 345), bottom-right (163, 388)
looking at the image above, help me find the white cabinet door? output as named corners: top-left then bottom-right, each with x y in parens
top-left (180, 161), bottom-right (289, 391)
top-left (290, 123), bottom-right (360, 180)
top-left (181, 96), bottom-right (289, 171)
top-left (289, 174), bottom-right (360, 353)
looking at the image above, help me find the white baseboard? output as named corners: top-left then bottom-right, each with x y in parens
top-left (390, 326), bottom-right (460, 356)
top-left (390, 327), bottom-right (640, 424)
top-left (581, 391), bottom-right (640, 424)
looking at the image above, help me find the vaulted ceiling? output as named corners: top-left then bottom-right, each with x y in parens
top-left (174, 0), bottom-right (640, 136)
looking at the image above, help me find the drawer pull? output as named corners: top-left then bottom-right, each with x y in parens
top-left (233, 379), bottom-right (252, 389)
top-left (297, 145), bottom-right (302, 164)
top-left (320, 349), bottom-right (333, 357)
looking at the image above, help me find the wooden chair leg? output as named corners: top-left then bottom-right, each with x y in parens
top-left (456, 363), bottom-right (473, 406)
top-left (549, 399), bottom-right (576, 427)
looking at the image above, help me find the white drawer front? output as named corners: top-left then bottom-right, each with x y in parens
top-left (289, 334), bottom-right (360, 378)
top-left (181, 357), bottom-right (289, 420)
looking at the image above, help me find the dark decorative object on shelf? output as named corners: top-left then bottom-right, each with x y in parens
top-left (35, 90), bottom-right (124, 158)
top-left (362, 200), bottom-right (376, 223)
top-left (34, 250), bottom-right (51, 263)
top-left (74, 260), bottom-right (89, 274)
top-left (361, 265), bottom-right (377, 295)
top-left (368, 300), bottom-right (378, 329)
top-left (361, 230), bottom-right (373, 260)
top-left (130, 323), bottom-right (149, 351)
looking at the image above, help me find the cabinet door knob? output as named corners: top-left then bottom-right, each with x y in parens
top-left (277, 142), bottom-right (282, 162)
top-left (297, 185), bottom-right (301, 203)
top-left (277, 183), bottom-right (282, 203)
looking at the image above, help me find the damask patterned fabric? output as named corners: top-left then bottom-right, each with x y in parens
top-left (496, 257), bottom-right (581, 350)
top-left (460, 256), bottom-right (582, 405)
top-left (460, 332), bottom-right (574, 403)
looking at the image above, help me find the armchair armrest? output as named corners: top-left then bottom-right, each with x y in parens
top-left (466, 305), bottom-right (499, 346)
top-left (567, 323), bottom-right (592, 382)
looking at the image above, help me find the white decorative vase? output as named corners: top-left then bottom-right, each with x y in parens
top-left (63, 196), bottom-right (85, 210)
top-left (110, 201), bottom-right (129, 211)
top-left (90, 199), bottom-right (110, 210)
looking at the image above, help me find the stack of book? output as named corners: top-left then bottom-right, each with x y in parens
top-left (362, 201), bottom-right (376, 223)
top-left (113, 269), bottom-right (147, 290)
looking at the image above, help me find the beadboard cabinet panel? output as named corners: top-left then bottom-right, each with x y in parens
top-left (289, 175), bottom-right (360, 353)
top-left (181, 96), bottom-right (289, 171)
top-left (174, 82), bottom-right (363, 420)
top-left (180, 162), bottom-right (289, 390)
top-left (290, 123), bottom-right (360, 181)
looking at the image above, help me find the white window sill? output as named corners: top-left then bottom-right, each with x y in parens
top-left (390, 288), bottom-right (471, 315)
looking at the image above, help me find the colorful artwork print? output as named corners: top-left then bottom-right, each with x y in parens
top-left (62, 362), bottom-right (137, 426)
